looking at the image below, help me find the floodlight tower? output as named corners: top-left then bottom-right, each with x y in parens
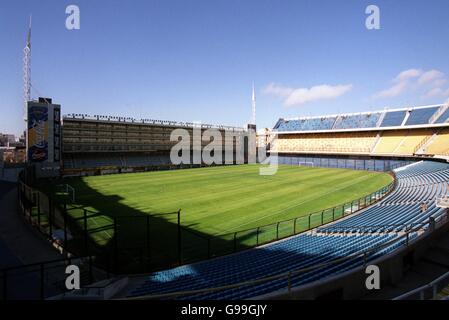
top-left (23, 15), bottom-right (32, 161)
top-left (24, 16), bottom-right (32, 115)
top-left (251, 82), bottom-right (256, 125)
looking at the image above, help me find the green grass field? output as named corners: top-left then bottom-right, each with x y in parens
top-left (40, 164), bottom-right (393, 270)
top-left (64, 164), bottom-right (392, 235)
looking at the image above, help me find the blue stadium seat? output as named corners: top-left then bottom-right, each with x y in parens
top-left (333, 113), bottom-right (381, 129)
top-left (126, 161), bottom-right (449, 300)
top-left (274, 106), bottom-right (443, 132)
top-left (275, 117), bottom-right (336, 132)
top-left (380, 111), bottom-right (407, 127)
top-left (434, 108), bottom-right (449, 124)
top-left (405, 107), bottom-right (439, 126)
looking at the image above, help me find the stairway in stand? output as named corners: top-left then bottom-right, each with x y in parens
top-left (437, 285), bottom-right (449, 300)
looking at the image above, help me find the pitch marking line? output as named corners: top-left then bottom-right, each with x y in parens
top-left (222, 174), bottom-right (378, 233)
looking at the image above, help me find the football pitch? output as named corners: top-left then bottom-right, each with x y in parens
top-left (41, 164), bottom-right (394, 269)
top-left (62, 164), bottom-right (392, 236)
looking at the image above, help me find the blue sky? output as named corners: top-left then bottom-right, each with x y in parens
top-left (1, 0), bottom-right (449, 136)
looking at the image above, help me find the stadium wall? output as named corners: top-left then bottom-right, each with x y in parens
top-left (277, 154), bottom-right (416, 172)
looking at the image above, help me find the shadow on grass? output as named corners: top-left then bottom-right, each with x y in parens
top-left (44, 177), bottom-right (259, 274)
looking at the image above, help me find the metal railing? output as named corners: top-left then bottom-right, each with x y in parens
top-left (276, 146), bottom-right (372, 153)
top-left (63, 113), bottom-right (246, 132)
top-left (413, 134), bottom-right (433, 154)
top-left (206, 180), bottom-right (395, 257)
top-left (393, 270), bottom-right (449, 300)
top-left (0, 256), bottom-right (102, 300)
top-left (125, 217), bottom-right (443, 300)
top-left (17, 181), bottom-right (183, 273)
top-left (18, 169), bottom-right (396, 274)
top-left (316, 222), bottom-right (428, 234)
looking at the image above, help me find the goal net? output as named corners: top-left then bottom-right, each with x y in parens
top-left (56, 184), bottom-right (76, 203)
top-left (298, 162), bottom-right (315, 167)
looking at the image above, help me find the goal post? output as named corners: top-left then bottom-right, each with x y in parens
top-left (56, 184), bottom-right (76, 203)
top-left (66, 184), bottom-right (75, 203)
top-left (298, 162), bottom-right (315, 167)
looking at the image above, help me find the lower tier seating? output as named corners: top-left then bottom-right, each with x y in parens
top-left (422, 129), bottom-right (449, 156)
top-left (126, 160), bottom-right (449, 300)
top-left (274, 127), bottom-right (449, 157)
top-left (272, 132), bottom-right (377, 154)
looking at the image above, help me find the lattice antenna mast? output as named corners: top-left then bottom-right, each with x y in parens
top-left (251, 82), bottom-right (256, 125)
top-left (23, 15), bottom-right (32, 119)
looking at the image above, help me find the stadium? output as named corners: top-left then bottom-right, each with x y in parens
top-left (1, 1), bottom-right (449, 304)
top-left (4, 101), bottom-right (448, 300)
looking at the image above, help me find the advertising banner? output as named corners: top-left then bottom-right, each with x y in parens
top-left (27, 105), bottom-right (49, 162)
top-left (53, 106), bottom-right (61, 162)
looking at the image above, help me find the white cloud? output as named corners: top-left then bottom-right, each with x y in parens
top-left (285, 84), bottom-right (353, 106)
top-left (433, 78), bottom-right (447, 88)
top-left (422, 84), bottom-right (449, 101)
top-left (423, 87), bottom-right (445, 98)
top-left (375, 68), bottom-right (448, 101)
top-left (394, 69), bottom-right (422, 83)
top-left (263, 83), bottom-right (352, 107)
top-left (374, 69), bottom-right (421, 99)
top-left (374, 81), bottom-right (408, 99)
top-left (262, 83), bottom-right (294, 97)
top-left (418, 69), bottom-right (445, 85)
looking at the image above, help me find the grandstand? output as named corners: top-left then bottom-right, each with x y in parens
top-left (62, 114), bottom-right (247, 175)
top-left (109, 104), bottom-right (448, 300)
top-left (273, 132), bottom-right (377, 154)
top-left (123, 161), bottom-right (449, 299)
top-left (418, 128), bottom-right (449, 156)
top-left (274, 104), bottom-right (449, 132)
top-left (9, 103), bottom-right (449, 301)
top-left (61, 104), bottom-right (449, 175)
top-left (272, 104), bottom-right (449, 158)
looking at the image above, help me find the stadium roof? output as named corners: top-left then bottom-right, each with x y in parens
top-left (63, 113), bottom-right (246, 132)
top-left (274, 103), bottom-right (449, 134)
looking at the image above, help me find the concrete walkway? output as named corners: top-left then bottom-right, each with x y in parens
top-left (0, 181), bottom-right (62, 268)
top-left (363, 229), bottom-right (449, 300)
